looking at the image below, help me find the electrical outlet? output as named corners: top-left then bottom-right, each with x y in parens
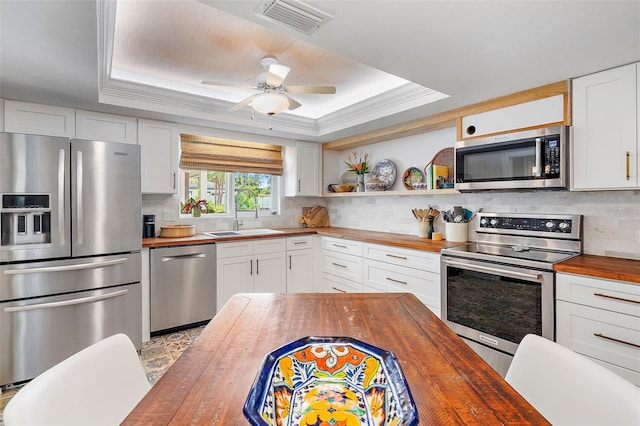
top-left (163, 210), bottom-right (176, 222)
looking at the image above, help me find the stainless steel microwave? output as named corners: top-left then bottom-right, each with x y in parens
top-left (454, 125), bottom-right (569, 191)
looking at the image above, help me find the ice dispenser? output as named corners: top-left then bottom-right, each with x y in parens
top-left (1, 194), bottom-right (52, 246)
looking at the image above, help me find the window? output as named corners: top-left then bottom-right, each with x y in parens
top-left (178, 134), bottom-right (282, 217)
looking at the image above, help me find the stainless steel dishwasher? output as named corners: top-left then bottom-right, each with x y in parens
top-left (150, 244), bottom-right (216, 334)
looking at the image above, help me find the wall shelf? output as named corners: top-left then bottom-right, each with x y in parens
top-left (323, 189), bottom-right (460, 197)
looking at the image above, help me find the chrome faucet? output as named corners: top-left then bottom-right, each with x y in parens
top-left (233, 188), bottom-right (258, 231)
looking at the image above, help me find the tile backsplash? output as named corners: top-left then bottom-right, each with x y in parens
top-left (143, 190), bottom-right (640, 260)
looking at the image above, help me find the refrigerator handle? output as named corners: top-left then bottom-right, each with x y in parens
top-left (3, 258), bottom-right (129, 275)
top-left (58, 148), bottom-right (66, 245)
top-left (76, 150), bottom-right (83, 245)
top-left (4, 289), bottom-right (129, 313)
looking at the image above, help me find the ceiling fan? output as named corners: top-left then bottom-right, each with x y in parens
top-left (202, 56), bottom-right (336, 116)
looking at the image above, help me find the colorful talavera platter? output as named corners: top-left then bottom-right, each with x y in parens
top-left (244, 336), bottom-right (418, 426)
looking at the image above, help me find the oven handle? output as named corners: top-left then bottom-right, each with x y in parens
top-left (4, 289), bottom-right (128, 313)
top-left (3, 258), bottom-right (128, 275)
top-left (442, 259), bottom-right (542, 281)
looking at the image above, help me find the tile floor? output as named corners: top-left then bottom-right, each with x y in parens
top-left (0, 325), bottom-right (204, 424)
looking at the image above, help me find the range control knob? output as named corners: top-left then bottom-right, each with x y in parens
top-left (490, 218), bottom-right (499, 227)
top-left (558, 222), bottom-right (571, 232)
top-left (545, 221), bottom-right (556, 230)
top-left (480, 218), bottom-right (488, 226)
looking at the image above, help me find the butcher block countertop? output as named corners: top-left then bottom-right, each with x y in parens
top-left (142, 226), bottom-right (467, 252)
top-left (554, 254), bottom-right (640, 285)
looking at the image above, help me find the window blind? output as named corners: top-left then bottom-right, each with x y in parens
top-left (179, 134), bottom-right (283, 176)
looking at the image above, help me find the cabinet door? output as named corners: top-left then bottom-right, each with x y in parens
top-left (572, 63), bottom-right (638, 189)
top-left (254, 251), bottom-right (286, 294)
top-left (287, 249), bottom-right (314, 293)
top-left (138, 119), bottom-right (179, 194)
top-left (284, 142), bottom-right (320, 196)
top-left (216, 255), bottom-right (253, 312)
top-left (75, 110), bottom-right (137, 144)
top-left (4, 100), bottom-right (75, 137)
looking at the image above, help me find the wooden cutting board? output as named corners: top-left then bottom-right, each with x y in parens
top-left (298, 205), bottom-right (330, 227)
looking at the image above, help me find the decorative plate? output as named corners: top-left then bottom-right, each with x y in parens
top-left (371, 159), bottom-right (397, 190)
top-left (340, 171), bottom-right (358, 185)
top-left (403, 167), bottom-right (424, 190)
top-left (244, 336), bottom-right (418, 426)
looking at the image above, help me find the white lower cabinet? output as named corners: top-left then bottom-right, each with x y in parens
top-left (286, 235), bottom-right (314, 293)
top-left (363, 243), bottom-right (441, 317)
top-left (321, 237), bottom-right (363, 293)
top-left (556, 273), bottom-right (640, 386)
top-left (216, 238), bottom-right (286, 311)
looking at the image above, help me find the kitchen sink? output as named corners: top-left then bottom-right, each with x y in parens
top-left (203, 229), bottom-right (284, 238)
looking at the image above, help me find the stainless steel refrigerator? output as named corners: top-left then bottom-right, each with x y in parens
top-left (0, 132), bottom-right (142, 386)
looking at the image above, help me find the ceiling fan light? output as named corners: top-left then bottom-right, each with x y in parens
top-left (252, 93), bottom-right (290, 115)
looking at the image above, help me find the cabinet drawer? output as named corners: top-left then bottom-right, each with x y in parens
top-left (321, 237), bottom-right (363, 256)
top-left (556, 273), bottom-right (640, 317)
top-left (216, 240), bottom-right (254, 259)
top-left (322, 273), bottom-right (362, 293)
top-left (253, 238), bottom-right (285, 255)
top-left (556, 300), bottom-right (640, 382)
top-left (363, 243), bottom-right (439, 273)
top-left (322, 252), bottom-right (362, 283)
top-left (287, 235), bottom-right (313, 251)
top-left (363, 259), bottom-right (440, 310)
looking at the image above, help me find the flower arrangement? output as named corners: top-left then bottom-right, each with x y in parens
top-left (344, 151), bottom-right (369, 175)
top-left (181, 198), bottom-right (208, 215)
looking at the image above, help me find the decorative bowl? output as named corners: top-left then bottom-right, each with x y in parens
top-left (244, 336), bottom-right (418, 426)
top-left (365, 179), bottom-right (387, 191)
top-left (158, 224), bottom-right (196, 238)
top-left (412, 182), bottom-right (430, 190)
top-left (331, 183), bottom-right (356, 193)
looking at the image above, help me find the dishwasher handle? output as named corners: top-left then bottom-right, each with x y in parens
top-left (161, 253), bottom-right (207, 262)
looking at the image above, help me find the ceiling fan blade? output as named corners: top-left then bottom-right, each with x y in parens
top-left (285, 85), bottom-right (336, 94)
top-left (228, 94), bottom-right (258, 112)
top-left (266, 64), bottom-right (290, 87)
top-left (286, 96), bottom-right (302, 111)
top-left (202, 81), bottom-right (257, 90)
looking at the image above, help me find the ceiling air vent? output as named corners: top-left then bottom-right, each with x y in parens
top-left (254, 0), bottom-right (332, 35)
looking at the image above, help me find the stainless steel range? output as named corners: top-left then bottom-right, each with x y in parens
top-left (441, 212), bottom-right (582, 376)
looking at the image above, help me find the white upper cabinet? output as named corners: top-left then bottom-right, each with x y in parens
top-left (284, 142), bottom-right (321, 196)
top-left (572, 63), bottom-right (638, 190)
top-left (75, 110), bottom-right (137, 144)
top-left (3, 100), bottom-right (75, 137)
top-left (138, 119), bottom-right (179, 194)
top-left (460, 94), bottom-right (565, 139)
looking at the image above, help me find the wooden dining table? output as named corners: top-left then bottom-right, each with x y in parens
top-left (124, 293), bottom-right (549, 425)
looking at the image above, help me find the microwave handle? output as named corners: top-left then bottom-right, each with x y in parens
top-left (533, 137), bottom-right (543, 177)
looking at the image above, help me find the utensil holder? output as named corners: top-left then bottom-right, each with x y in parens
top-left (418, 221), bottom-right (428, 238)
top-left (445, 222), bottom-right (468, 242)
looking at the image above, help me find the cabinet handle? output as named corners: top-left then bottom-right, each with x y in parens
top-left (289, 255), bottom-right (292, 270)
top-left (594, 333), bottom-right (640, 349)
top-left (332, 244), bottom-right (347, 249)
top-left (385, 253), bottom-right (407, 260)
top-left (294, 241), bottom-right (306, 245)
top-left (298, 179), bottom-right (301, 193)
top-left (386, 277), bottom-right (407, 285)
top-left (173, 172), bottom-right (176, 189)
top-left (256, 259), bottom-right (259, 275)
top-left (626, 151), bottom-right (630, 180)
top-left (594, 292), bottom-right (640, 305)
top-left (331, 286), bottom-right (346, 293)
top-left (250, 259), bottom-right (253, 275)
top-left (331, 262), bottom-right (347, 268)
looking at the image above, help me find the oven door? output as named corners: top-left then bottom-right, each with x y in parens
top-left (441, 256), bottom-right (554, 356)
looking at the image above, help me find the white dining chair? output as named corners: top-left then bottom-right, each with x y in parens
top-left (3, 333), bottom-right (151, 426)
top-left (505, 334), bottom-right (640, 426)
